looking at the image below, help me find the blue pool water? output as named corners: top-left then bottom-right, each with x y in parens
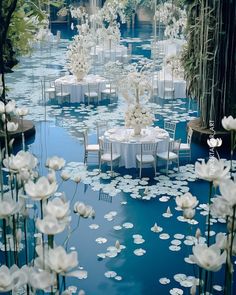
top-left (2, 22), bottom-right (235, 295)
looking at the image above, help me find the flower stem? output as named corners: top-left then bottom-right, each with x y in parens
top-left (207, 182), bottom-right (213, 246)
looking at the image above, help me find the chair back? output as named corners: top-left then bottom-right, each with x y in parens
top-left (99, 138), bottom-right (112, 155)
top-left (87, 82), bottom-right (100, 95)
top-left (99, 189), bottom-right (112, 203)
top-left (187, 127), bottom-right (193, 145)
top-left (96, 121), bottom-right (108, 140)
top-left (164, 121), bottom-right (176, 140)
top-left (168, 139), bottom-right (181, 156)
top-left (140, 142), bottom-right (157, 161)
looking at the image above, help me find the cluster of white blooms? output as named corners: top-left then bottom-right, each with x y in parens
top-left (125, 104), bottom-right (154, 129)
top-left (66, 33), bottom-right (92, 81)
top-left (155, 1), bottom-right (187, 39)
top-left (97, 23), bottom-right (121, 46)
top-left (70, 6), bottom-right (87, 20)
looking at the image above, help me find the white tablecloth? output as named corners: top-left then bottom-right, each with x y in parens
top-left (103, 126), bottom-right (169, 168)
top-left (91, 44), bottom-right (128, 62)
top-left (153, 70), bottom-right (186, 98)
top-left (55, 74), bottom-right (108, 103)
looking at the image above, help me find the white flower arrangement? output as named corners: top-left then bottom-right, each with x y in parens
top-left (155, 1), bottom-right (187, 39)
top-left (125, 104), bottom-right (154, 130)
top-left (165, 54), bottom-right (185, 79)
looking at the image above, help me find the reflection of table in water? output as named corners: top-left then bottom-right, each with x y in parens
top-left (103, 126), bottom-right (169, 168)
top-left (91, 44), bottom-right (128, 62)
top-left (55, 74), bottom-right (108, 103)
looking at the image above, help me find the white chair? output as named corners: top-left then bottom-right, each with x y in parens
top-left (83, 130), bottom-right (100, 165)
top-left (99, 138), bottom-right (120, 174)
top-left (96, 121), bottom-right (108, 142)
top-left (156, 139), bottom-right (181, 175)
top-left (164, 121), bottom-right (176, 140)
top-left (41, 76), bottom-right (56, 101)
top-left (55, 83), bottom-right (70, 103)
top-left (84, 82), bottom-right (99, 104)
top-left (99, 189), bottom-right (112, 203)
top-left (179, 127), bottom-right (193, 161)
top-left (136, 142), bottom-right (157, 178)
top-left (101, 80), bottom-right (117, 100)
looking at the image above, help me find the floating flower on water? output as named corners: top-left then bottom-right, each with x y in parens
top-left (133, 248), bottom-right (146, 256)
top-left (25, 176), bottom-right (57, 201)
top-left (207, 138), bottom-right (222, 148)
top-left (46, 156), bottom-right (66, 170)
top-left (222, 115), bottom-right (236, 131)
top-left (183, 208), bottom-right (195, 220)
top-left (151, 223), bottom-right (163, 233)
top-left (36, 215), bottom-right (66, 235)
top-left (191, 243), bottom-right (226, 272)
top-left (0, 265), bottom-right (28, 292)
top-left (176, 192), bottom-right (199, 210)
top-left (195, 158), bottom-right (230, 186)
top-left (74, 201), bottom-right (95, 218)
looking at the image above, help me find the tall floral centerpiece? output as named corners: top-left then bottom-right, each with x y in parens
top-left (67, 8), bottom-right (94, 81)
top-left (120, 61), bottom-right (154, 136)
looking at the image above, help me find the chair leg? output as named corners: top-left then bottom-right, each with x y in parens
top-left (166, 160), bottom-right (169, 175)
top-left (84, 151), bottom-right (88, 164)
top-left (154, 161), bottom-right (156, 176)
top-left (139, 163), bottom-right (142, 179)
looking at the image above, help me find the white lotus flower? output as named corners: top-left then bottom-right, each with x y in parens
top-left (215, 232), bottom-right (227, 250)
top-left (0, 265), bottom-right (28, 292)
top-left (175, 192), bottom-right (199, 210)
top-left (0, 101), bottom-right (5, 113)
top-left (210, 197), bottom-right (232, 218)
top-left (25, 176), bottom-right (57, 200)
top-left (15, 107), bottom-right (29, 117)
top-left (36, 215), bottom-right (66, 235)
top-left (47, 246), bottom-right (78, 274)
top-left (3, 150), bottom-right (38, 173)
top-left (44, 197), bottom-right (70, 221)
top-left (195, 158), bottom-right (230, 185)
top-left (23, 266), bottom-right (54, 290)
top-left (183, 208), bottom-right (195, 219)
top-left (5, 100), bottom-right (16, 113)
top-left (219, 179), bottom-right (236, 207)
top-left (0, 197), bottom-right (22, 219)
top-left (7, 121), bottom-right (18, 132)
top-left (191, 243), bottom-right (226, 272)
top-left (61, 170), bottom-right (71, 181)
top-left (207, 137), bottom-right (222, 148)
top-left (222, 116), bottom-right (236, 131)
top-left (74, 201), bottom-right (95, 218)
top-left (46, 156), bottom-right (65, 170)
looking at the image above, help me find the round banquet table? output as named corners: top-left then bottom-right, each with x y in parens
top-left (103, 126), bottom-right (169, 169)
top-left (55, 74), bottom-right (108, 103)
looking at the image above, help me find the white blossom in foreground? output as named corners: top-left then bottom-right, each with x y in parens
top-left (3, 150), bottom-right (38, 173)
top-left (0, 265), bottom-right (28, 292)
top-left (219, 179), bottom-right (236, 207)
top-left (191, 243), bottom-right (226, 272)
top-left (7, 121), bottom-right (18, 132)
top-left (46, 156), bottom-right (66, 170)
top-left (74, 201), bottom-right (95, 218)
top-left (175, 192), bottom-right (199, 210)
top-left (36, 215), bottom-right (67, 235)
top-left (0, 197), bottom-right (22, 219)
top-left (44, 197), bottom-right (71, 222)
top-left (222, 115), bottom-right (236, 131)
top-left (195, 158), bottom-right (230, 185)
top-left (23, 266), bottom-right (54, 290)
top-left (25, 176), bottom-right (57, 201)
